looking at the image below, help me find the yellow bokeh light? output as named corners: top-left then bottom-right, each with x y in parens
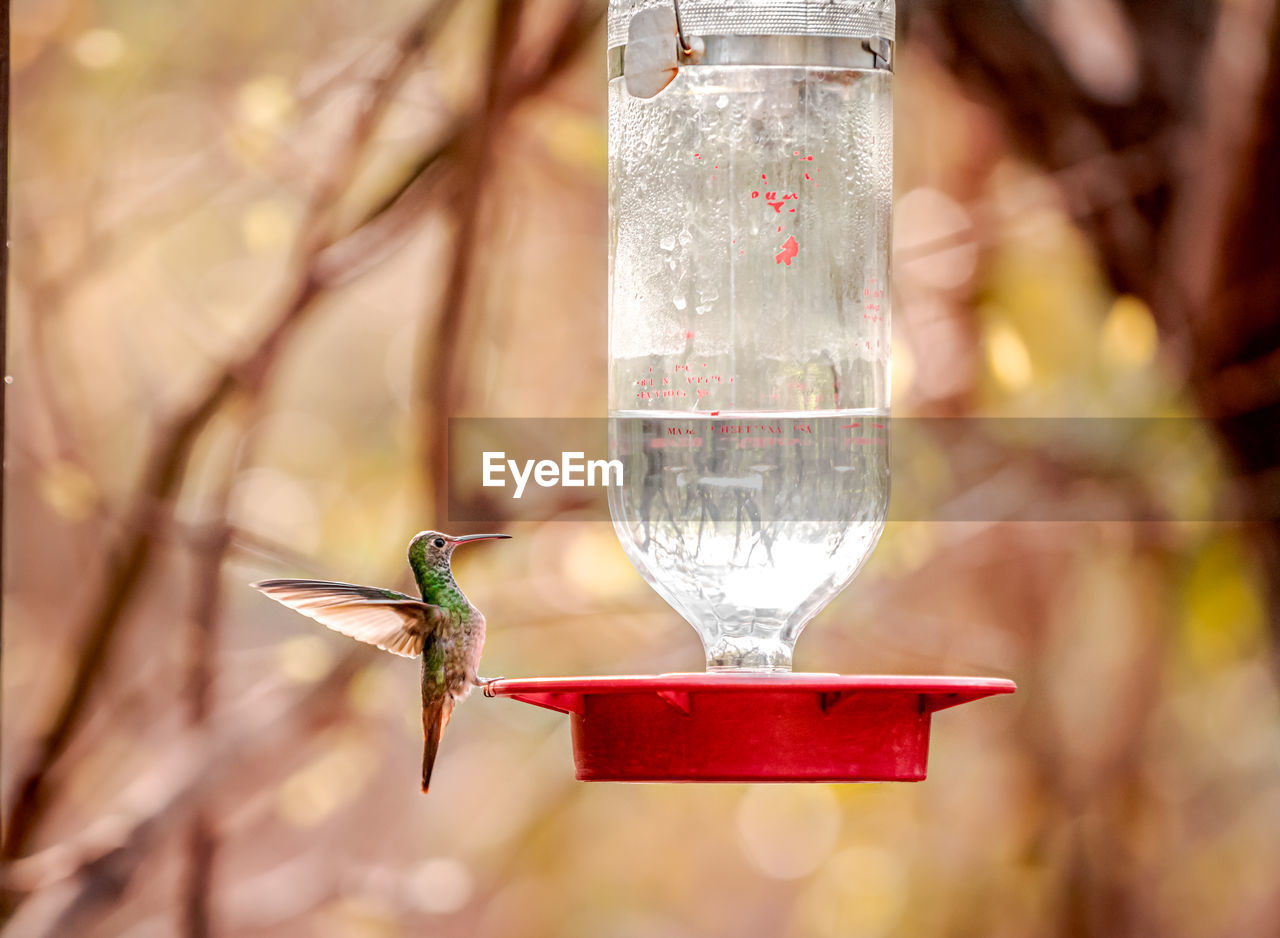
top-left (72, 29), bottom-right (125, 69)
top-left (1102, 294), bottom-right (1158, 370)
top-left (276, 731), bottom-right (374, 828)
top-left (736, 785), bottom-right (841, 880)
top-left (789, 845), bottom-right (908, 938)
top-left (891, 335), bottom-right (915, 399)
top-left (539, 106), bottom-right (608, 174)
top-left (347, 663), bottom-right (394, 715)
top-left (985, 319), bottom-right (1033, 391)
top-left (39, 460), bottom-right (99, 522)
top-left (561, 526), bottom-right (640, 602)
top-left (277, 635), bottom-right (334, 684)
top-left (241, 199), bottom-right (297, 255)
top-left (320, 896), bottom-right (403, 938)
top-left (236, 75), bottom-right (294, 130)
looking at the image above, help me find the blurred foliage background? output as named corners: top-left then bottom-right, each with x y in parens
top-left (4, 0), bottom-right (1280, 935)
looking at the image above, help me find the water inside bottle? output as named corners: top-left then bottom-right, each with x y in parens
top-left (608, 63), bottom-right (892, 669)
top-left (609, 409), bottom-right (888, 670)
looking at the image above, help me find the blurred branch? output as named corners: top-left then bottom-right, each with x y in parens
top-left (342, 0), bottom-right (604, 245)
top-left (182, 522), bottom-right (333, 580)
top-left (417, 0), bottom-right (527, 518)
top-left (179, 398), bottom-right (266, 938)
top-left (321, 0), bottom-right (605, 293)
top-left (905, 0), bottom-right (1211, 300)
top-left (906, 0), bottom-right (1280, 656)
top-left (8, 213), bottom-right (111, 478)
top-left (416, 0), bottom-right (604, 517)
top-left (905, 3), bottom-right (1280, 933)
top-left (1183, 0), bottom-right (1280, 665)
top-left (893, 132), bottom-right (1175, 267)
top-left (0, 0), bottom-right (464, 894)
top-left (2, 652), bottom-right (367, 938)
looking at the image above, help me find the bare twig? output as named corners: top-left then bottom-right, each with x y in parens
top-left (1181, 0), bottom-right (1280, 661)
top-left (0, 0), bottom-right (463, 887)
top-left (179, 395), bottom-right (268, 938)
top-left (415, 0), bottom-right (604, 517)
top-left (417, 0), bottom-right (527, 517)
top-left (3, 652), bottom-right (367, 938)
top-left (910, 0), bottom-right (1280, 656)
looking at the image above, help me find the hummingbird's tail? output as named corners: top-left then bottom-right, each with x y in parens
top-left (421, 696), bottom-right (455, 793)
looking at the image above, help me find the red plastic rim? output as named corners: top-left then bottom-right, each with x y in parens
top-left (485, 674), bottom-right (1016, 782)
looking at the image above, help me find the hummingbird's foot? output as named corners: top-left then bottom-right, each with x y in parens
top-left (475, 674), bottom-right (505, 696)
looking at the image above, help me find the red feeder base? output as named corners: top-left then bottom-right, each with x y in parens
top-left (485, 674), bottom-right (1015, 782)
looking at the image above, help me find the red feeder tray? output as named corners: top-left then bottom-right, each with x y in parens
top-left (485, 673), bottom-right (1015, 782)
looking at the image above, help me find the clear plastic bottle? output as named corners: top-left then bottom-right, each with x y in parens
top-left (607, 0), bottom-right (895, 670)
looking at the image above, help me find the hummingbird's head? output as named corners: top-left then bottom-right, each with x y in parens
top-left (408, 530), bottom-right (511, 575)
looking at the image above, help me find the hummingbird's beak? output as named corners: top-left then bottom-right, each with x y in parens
top-left (449, 533), bottom-right (511, 545)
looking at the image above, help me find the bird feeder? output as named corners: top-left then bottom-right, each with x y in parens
top-left (486, 0), bottom-right (1014, 781)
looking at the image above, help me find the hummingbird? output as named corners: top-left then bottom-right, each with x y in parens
top-left (252, 530), bottom-right (510, 792)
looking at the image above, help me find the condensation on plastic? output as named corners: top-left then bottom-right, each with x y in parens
top-left (607, 0), bottom-right (895, 48)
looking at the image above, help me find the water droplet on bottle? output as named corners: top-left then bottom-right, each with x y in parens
top-left (716, 95), bottom-right (729, 109)
top-left (695, 303), bottom-right (712, 316)
top-left (673, 296), bottom-right (688, 310)
top-left (660, 235), bottom-right (676, 251)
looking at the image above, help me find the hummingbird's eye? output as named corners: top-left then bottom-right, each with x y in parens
top-left (433, 538), bottom-right (446, 548)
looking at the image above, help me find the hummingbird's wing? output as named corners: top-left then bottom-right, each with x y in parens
top-left (252, 579), bottom-right (446, 657)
